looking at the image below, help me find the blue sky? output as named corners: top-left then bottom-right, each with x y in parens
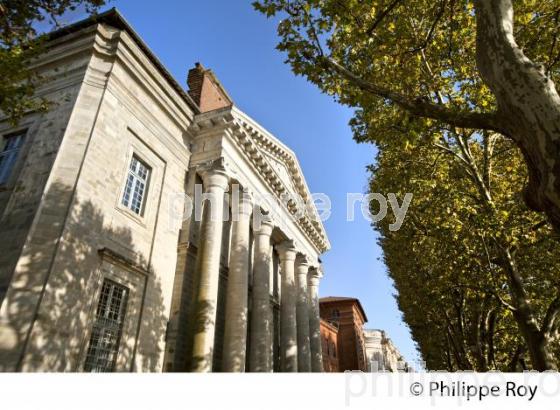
top-left (84, 0), bottom-right (418, 364)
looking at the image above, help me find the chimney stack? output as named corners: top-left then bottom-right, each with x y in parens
top-left (187, 62), bottom-right (233, 113)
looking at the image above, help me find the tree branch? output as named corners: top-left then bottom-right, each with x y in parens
top-left (452, 283), bottom-right (517, 312)
top-left (542, 293), bottom-right (560, 339)
top-left (453, 130), bottom-right (494, 206)
top-left (323, 57), bottom-right (504, 132)
top-left (407, 0), bottom-right (447, 54)
top-left (366, 0), bottom-right (404, 37)
top-left (432, 142), bottom-right (471, 168)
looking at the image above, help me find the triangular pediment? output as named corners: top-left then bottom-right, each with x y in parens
top-left (261, 150), bottom-right (297, 197)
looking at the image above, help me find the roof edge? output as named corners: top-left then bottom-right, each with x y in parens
top-left (320, 296), bottom-right (368, 323)
top-left (47, 8), bottom-right (199, 114)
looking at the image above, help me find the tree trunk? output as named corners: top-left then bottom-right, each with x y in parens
top-left (500, 249), bottom-right (558, 371)
top-left (512, 310), bottom-right (557, 371)
top-left (469, 303), bottom-right (488, 371)
top-left (507, 344), bottom-right (525, 372)
top-left (486, 307), bottom-right (498, 368)
top-left (474, 0), bottom-right (560, 231)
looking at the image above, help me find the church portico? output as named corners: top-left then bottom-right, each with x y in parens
top-left (179, 145), bottom-right (327, 372)
top-left (176, 94), bottom-right (330, 372)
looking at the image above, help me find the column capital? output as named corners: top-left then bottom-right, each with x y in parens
top-left (200, 158), bottom-right (229, 190)
top-left (238, 187), bottom-right (253, 203)
top-left (308, 266), bottom-right (323, 280)
top-left (254, 214), bottom-right (274, 237)
top-left (276, 240), bottom-right (297, 261)
top-left (295, 254), bottom-right (310, 274)
top-left (308, 266), bottom-right (323, 286)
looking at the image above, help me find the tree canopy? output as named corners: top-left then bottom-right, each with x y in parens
top-left (371, 129), bottom-right (560, 370)
top-left (254, 0), bottom-right (560, 232)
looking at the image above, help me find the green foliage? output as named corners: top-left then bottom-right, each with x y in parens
top-left (254, 0), bottom-right (560, 369)
top-left (253, 0), bottom-right (560, 145)
top-left (370, 130), bottom-right (560, 370)
top-left (0, 0), bottom-right (105, 123)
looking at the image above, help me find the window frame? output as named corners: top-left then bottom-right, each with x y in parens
top-left (83, 278), bottom-right (130, 372)
top-left (114, 130), bottom-right (167, 228)
top-left (0, 129), bottom-right (27, 187)
top-left (120, 153), bottom-right (152, 218)
top-left (79, 253), bottom-right (150, 373)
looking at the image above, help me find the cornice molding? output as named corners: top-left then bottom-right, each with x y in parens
top-left (98, 247), bottom-right (151, 277)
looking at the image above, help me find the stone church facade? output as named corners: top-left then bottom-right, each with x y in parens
top-left (0, 9), bottom-right (330, 372)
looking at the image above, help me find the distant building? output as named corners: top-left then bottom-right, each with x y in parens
top-left (363, 329), bottom-right (409, 372)
top-left (319, 297), bottom-right (368, 372)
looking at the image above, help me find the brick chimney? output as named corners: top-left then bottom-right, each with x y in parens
top-left (187, 62), bottom-right (233, 113)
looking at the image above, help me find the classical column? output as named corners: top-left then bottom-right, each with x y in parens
top-left (277, 240), bottom-right (298, 372)
top-left (222, 189), bottom-right (253, 372)
top-left (308, 267), bottom-right (323, 372)
top-left (295, 255), bottom-right (311, 372)
top-left (249, 216), bottom-right (274, 372)
top-left (191, 161), bottom-right (229, 372)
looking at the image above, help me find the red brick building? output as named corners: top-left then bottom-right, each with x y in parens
top-left (320, 318), bottom-right (339, 372)
top-left (319, 297), bottom-right (368, 372)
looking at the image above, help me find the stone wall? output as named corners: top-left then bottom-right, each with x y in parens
top-left (0, 21), bottom-right (195, 371)
top-left (0, 26), bottom-right (103, 371)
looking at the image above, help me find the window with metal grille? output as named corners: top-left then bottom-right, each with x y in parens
top-left (121, 155), bottom-right (150, 215)
top-left (0, 131), bottom-right (25, 185)
top-left (84, 279), bottom-right (129, 372)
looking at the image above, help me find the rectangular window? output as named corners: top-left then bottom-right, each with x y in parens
top-left (84, 279), bottom-right (129, 372)
top-left (0, 131), bottom-right (25, 185)
top-left (121, 155), bottom-right (150, 215)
